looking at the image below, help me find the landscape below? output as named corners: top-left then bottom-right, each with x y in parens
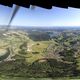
top-left (0, 27), bottom-right (80, 80)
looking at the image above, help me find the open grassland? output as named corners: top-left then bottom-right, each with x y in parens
top-left (26, 40), bottom-right (54, 63)
top-left (31, 41), bottom-right (53, 53)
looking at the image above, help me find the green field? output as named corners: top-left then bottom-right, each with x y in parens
top-left (26, 40), bottom-right (54, 63)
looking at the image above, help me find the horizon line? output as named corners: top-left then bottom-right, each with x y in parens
top-left (0, 25), bottom-right (80, 28)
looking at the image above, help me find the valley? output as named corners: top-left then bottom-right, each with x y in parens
top-left (0, 27), bottom-right (80, 79)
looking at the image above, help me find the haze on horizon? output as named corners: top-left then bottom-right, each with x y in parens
top-left (0, 5), bottom-right (80, 27)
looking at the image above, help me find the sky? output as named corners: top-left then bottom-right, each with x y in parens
top-left (0, 4), bottom-right (80, 27)
top-left (0, 5), bottom-right (12, 25)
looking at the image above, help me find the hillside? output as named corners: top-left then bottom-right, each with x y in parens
top-left (0, 28), bottom-right (80, 79)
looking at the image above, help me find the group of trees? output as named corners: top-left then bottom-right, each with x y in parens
top-left (43, 31), bottom-right (80, 77)
top-left (28, 31), bottom-right (51, 41)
